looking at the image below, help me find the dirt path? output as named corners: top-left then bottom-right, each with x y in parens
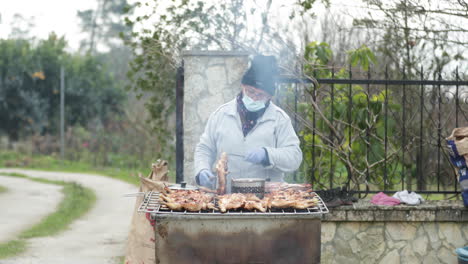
top-left (0, 169), bottom-right (137, 264)
top-left (0, 175), bottom-right (63, 243)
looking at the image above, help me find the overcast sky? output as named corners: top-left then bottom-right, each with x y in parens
top-left (0, 0), bottom-right (97, 51)
top-left (2, 0), bottom-right (463, 69)
top-left (0, 0), bottom-right (362, 52)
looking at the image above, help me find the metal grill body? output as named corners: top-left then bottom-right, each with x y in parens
top-left (139, 191), bottom-right (328, 264)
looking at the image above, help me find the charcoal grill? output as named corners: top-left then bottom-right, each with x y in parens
top-left (139, 191), bottom-right (328, 264)
top-left (138, 191), bottom-right (328, 216)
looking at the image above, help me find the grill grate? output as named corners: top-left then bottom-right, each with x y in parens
top-left (138, 191), bottom-right (329, 216)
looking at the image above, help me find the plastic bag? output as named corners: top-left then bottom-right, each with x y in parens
top-left (446, 128), bottom-right (468, 207)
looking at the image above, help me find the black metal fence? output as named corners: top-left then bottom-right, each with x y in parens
top-left (175, 63), bottom-right (468, 195)
top-left (277, 67), bottom-right (468, 195)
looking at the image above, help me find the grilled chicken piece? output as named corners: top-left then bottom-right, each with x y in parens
top-left (244, 193), bottom-right (261, 202)
top-left (218, 193), bottom-right (246, 213)
top-left (162, 201), bottom-right (205, 211)
top-left (261, 196), bottom-right (271, 209)
top-left (216, 152), bottom-right (228, 195)
top-left (244, 200), bottom-right (267, 212)
top-left (270, 200), bottom-right (296, 208)
top-left (243, 194), bottom-right (266, 212)
top-left (160, 190), bottom-right (215, 211)
top-left (160, 195), bottom-right (175, 204)
top-left (266, 189), bottom-right (318, 210)
top-left (218, 193), bottom-right (266, 213)
top-left (163, 185), bottom-right (173, 194)
top-left (182, 202), bottom-right (205, 211)
top-left (292, 198), bottom-right (319, 209)
top-left (162, 202), bottom-right (184, 211)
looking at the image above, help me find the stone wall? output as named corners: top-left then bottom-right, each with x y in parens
top-left (182, 51), bottom-right (249, 183)
top-left (321, 200), bottom-right (468, 263)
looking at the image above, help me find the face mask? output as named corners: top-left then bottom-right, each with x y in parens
top-left (242, 92), bottom-right (266, 112)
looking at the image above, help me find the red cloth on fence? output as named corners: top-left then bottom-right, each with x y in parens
top-left (371, 192), bottom-right (401, 206)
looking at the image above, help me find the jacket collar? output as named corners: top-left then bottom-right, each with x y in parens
top-left (225, 97), bottom-right (276, 122)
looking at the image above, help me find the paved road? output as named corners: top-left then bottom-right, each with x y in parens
top-left (0, 169), bottom-right (137, 264)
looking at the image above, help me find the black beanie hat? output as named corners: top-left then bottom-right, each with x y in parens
top-left (241, 55), bottom-right (278, 96)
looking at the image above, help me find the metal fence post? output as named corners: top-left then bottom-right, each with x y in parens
top-left (60, 66), bottom-right (65, 161)
top-left (176, 63), bottom-right (185, 183)
top-left (401, 66), bottom-right (407, 192)
top-left (384, 66), bottom-right (389, 192)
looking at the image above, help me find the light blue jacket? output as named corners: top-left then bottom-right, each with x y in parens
top-left (194, 98), bottom-right (303, 193)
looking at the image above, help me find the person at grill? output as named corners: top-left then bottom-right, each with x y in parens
top-left (194, 55), bottom-right (303, 193)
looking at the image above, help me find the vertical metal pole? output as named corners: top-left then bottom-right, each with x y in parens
top-left (60, 66), bottom-right (65, 160)
top-left (455, 67), bottom-right (460, 193)
top-left (293, 83), bottom-right (298, 182)
top-left (294, 83), bottom-right (298, 132)
top-left (419, 66), bottom-right (424, 191)
top-left (330, 67), bottom-right (335, 190)
top-left (437, 70), bottom-right (442, 192)
top-left (401, 67), bottom-right (406, 192)
top-left (312, 80), bottom-right (317, 185)
top-left (176, 63), bottom-right (184, 184)
top-left (456, 67), bottom-right (459, 127)
top-left (347, 64), bottom-right (352, 189)
top-left (366, 69), bottom-right (371, 190)
top-left (384, 66), bottom-right (388, 191)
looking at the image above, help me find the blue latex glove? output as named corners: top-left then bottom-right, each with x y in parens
top-left (197, 169), bottom-right (216, 188)
top-left (244, 148), bottom-right (268, 165)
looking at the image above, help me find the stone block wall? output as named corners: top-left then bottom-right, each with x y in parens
top-left (321, 200), bottom-right (468, 264)
top-left (182, 51), bottom-right (249, 183)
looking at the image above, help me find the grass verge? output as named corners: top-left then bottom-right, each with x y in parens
top-left (0, 151), bottom-right (145, 186)
top-left (0, 185), bottom-right (7, 194)
top-left (0, 172), bottom-right (96, 259)
top-left (0, 240), bottom-right (26, 259)
top-left (0, 150), bottom-right (142, 186)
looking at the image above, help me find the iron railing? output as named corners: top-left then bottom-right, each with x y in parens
top-left (277, 67), bottom-right (468, 195)
top-left (175, 63), bottom-right (468, 195)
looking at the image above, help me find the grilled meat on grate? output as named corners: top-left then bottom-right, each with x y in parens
top-left (266, 189), bottom-right (319, 210)
top-left (265, 182), bottom-right (312, 192)
top-left (160, 188), bottom-right (216, 211)
top-left (218, 193), bottom-right (267, 213)
top-left (159, 187), bottom-right (319, 213)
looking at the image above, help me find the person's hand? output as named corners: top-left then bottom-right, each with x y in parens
top-left (245, 148), bottom-right (267, 164)
top-left (197, 169), bottom-right (216, 188)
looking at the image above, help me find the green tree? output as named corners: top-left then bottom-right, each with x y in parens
top-left (0, 39), bottom-right (42, 141)
top-left (0, 34), bottom-right (125, 144)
